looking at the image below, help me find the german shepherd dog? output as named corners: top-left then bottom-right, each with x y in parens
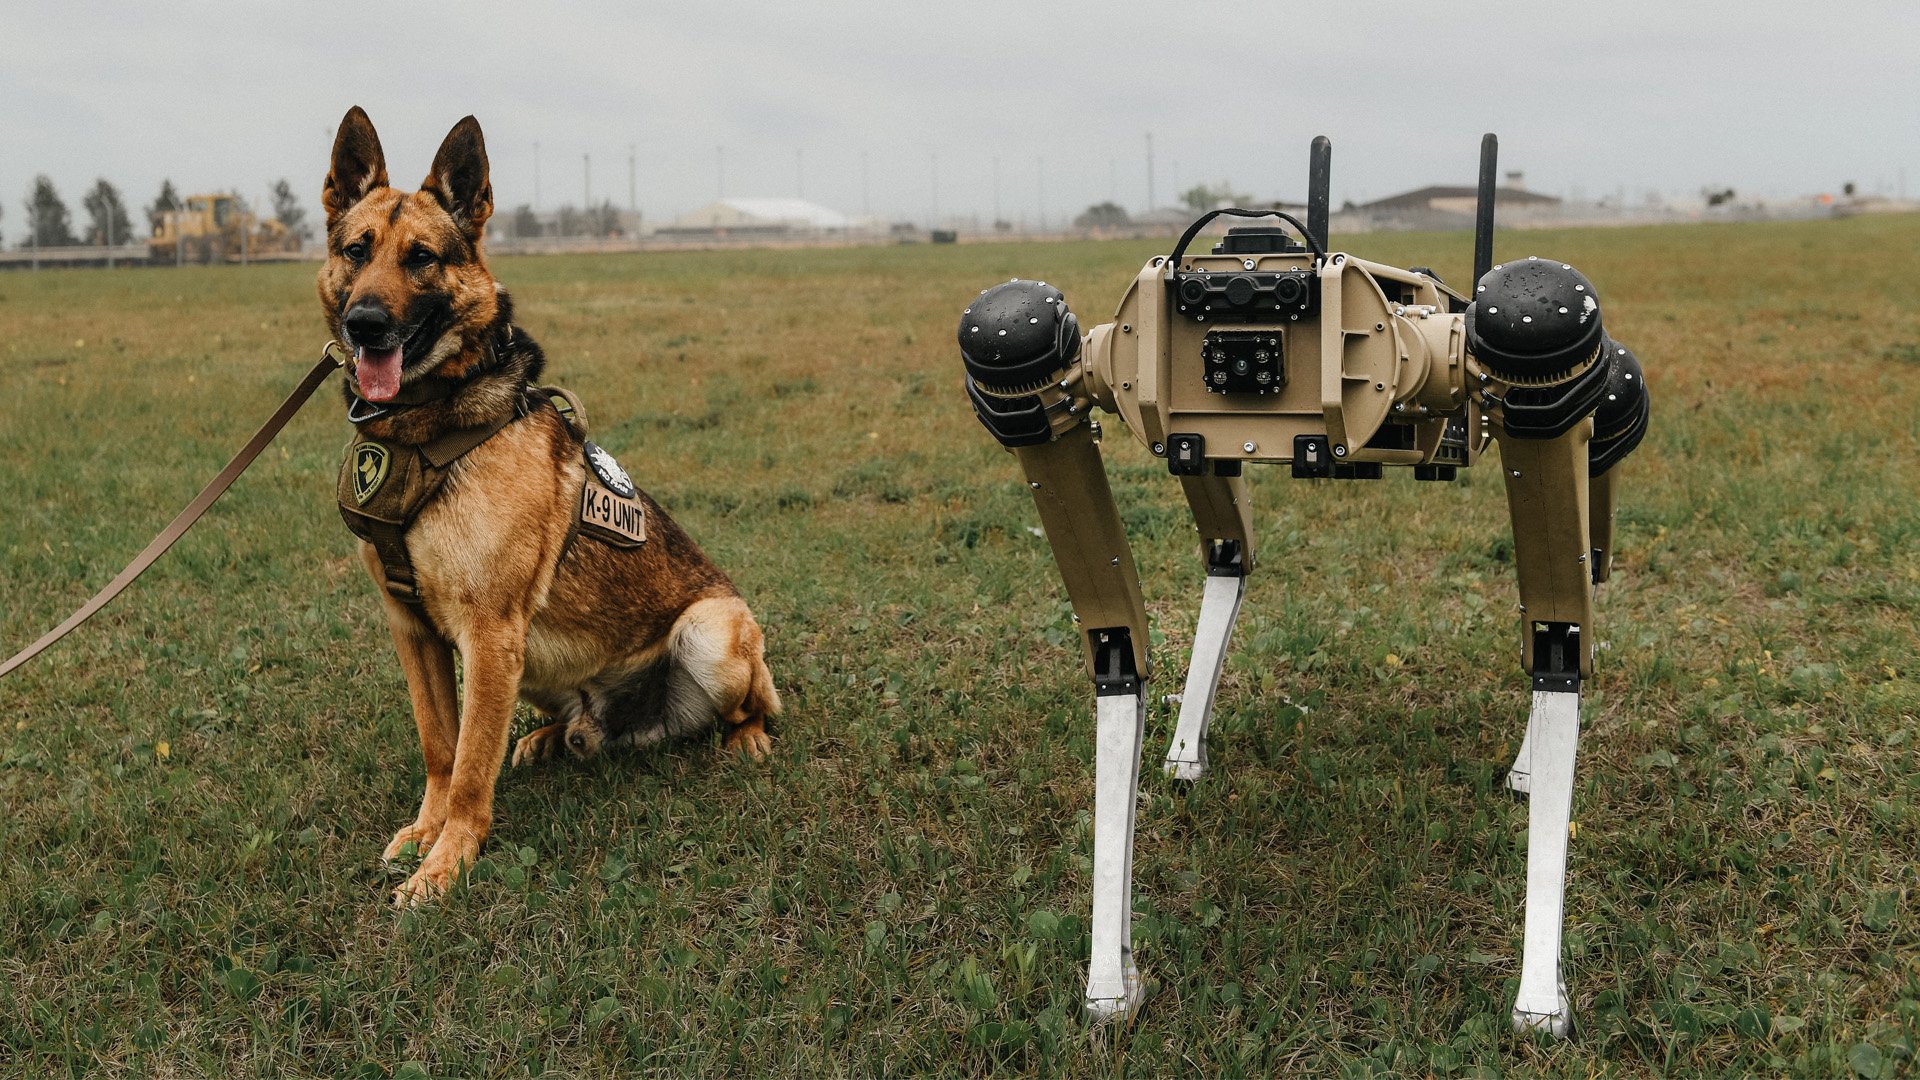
top-left (318, 107), bottom-right (780, 903)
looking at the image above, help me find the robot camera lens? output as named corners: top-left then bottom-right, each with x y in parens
top-left (1178, 278), bottom-right (1208, 306)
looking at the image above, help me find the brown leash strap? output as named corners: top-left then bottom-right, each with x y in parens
top-left (0, 342), bottom-right (348, 681)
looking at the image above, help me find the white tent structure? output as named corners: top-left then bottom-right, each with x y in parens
top-left (663, 197), bottom-right (861, 236)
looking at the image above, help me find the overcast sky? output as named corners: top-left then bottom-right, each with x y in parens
top-left (4, 0), bottom-right (1916, 235)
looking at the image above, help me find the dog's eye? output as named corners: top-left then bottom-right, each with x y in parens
top-left (343, 240), bottom-right (370, 262)
top-left (405, 246), bottom-right (438, 268)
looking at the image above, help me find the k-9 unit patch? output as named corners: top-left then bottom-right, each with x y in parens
top-left (585, 440), bottom-right (635, 498)
top-left (580, 483), bottom-right (646, 545)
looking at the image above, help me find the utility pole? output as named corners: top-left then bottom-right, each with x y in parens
top-left (533, 141), bottom-right (541, 211)
top-left (584, 152), bottom-right (591, 209)
top-left (796, 148), bottom-right (804, 199)
top-left (1145, 132), bottom-right (1155, 212)
top-left (629, 144), bottom-right (637, 213)
top-left (717, 146), bottom-right (725, 199)
top-left (861, 151), bottom-right (870, 219)
top-left (930, 151), bottom-right (939, 228)
top-left (992, 155), bottom-right (1001, 224)
top-left (106, 194), bottom-right (114, 270)
top-left (1037, 155), bottom-right (1046, 233)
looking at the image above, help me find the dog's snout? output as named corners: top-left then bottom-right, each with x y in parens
top-left (567, 732), bottom-right (587, 751)
top-left (343, 303), bottom-right (396, 346)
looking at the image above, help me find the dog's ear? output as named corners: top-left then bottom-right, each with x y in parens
top-left (322, 106), bottom-right (389, 228)
top-left (421, 116), bottom-right (493, 239)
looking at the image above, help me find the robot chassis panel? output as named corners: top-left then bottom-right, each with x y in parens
top-left (956, 137), bottom-right (1649, 1038)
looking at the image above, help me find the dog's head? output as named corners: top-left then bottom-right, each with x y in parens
top-left (318, 107), bottom-right (501, 403)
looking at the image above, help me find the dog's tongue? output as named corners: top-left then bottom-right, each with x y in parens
top-left (355, 346), bottom-right (403, 402)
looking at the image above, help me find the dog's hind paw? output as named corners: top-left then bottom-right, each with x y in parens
top-left (722, 719), bottom-right (773, 761)
top-left (511, 723), bottom-right (569, 767)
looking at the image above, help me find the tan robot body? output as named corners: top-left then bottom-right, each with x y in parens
top-left (1087, 250), bottom-right (1482, 468)
top-left (957, 137), bottom-right (1648, 1038)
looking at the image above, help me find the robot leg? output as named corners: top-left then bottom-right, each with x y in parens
top-left (1163, 468), bottom-right (1254, 781)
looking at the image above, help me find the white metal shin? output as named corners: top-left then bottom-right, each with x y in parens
top-left (1162, 574), bottom-right (1248, 781)
top-left (1085, 690), bottom-right (1148, 1020)
top-left (1505, 727), bottom-right (1535, 795)
top-left (1510, 689), bottom-right (1580, 1037)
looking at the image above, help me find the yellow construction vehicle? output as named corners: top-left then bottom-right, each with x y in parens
top-left (149, 193), bottom-right (294, 264)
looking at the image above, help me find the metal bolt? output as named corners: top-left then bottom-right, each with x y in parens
top-left (1510, 469), bottom-right (1522, 478)
top-left (1110, 557), bottom-right (1120, 566)
top-left (1152, 442), bottom-right (1165, 455)
top-left (1029, 481), bottom-right (1042, 489)
top-left (1243, 441), bottom-right (1256, 453)
top-left (1333, 444), bottom-right (1347, 458)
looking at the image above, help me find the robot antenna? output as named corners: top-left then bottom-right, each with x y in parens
top-left (1473, 133), bottom-right (1499, 287)
top-left (1307, 136), bottom-right (1332, 252)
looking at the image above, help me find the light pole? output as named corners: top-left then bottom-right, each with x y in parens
top-left (1145, 132), bottom-right (1155, 212)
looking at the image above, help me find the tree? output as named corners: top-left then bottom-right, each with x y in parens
top-left (509, 204), bottom-right (541, 238)
top-left (82, 179), bottom-right (134, 246)
top-left (24, 175), bottom-right (77, 247)
top-left (270, 179), bottom-right (312, 241)
top-left (584, 199), bottom-right (623, 237)
top-left (1179, 183), bottom-right (1249, 213)
top-left (1074, 201), bottom-right (1131, 229)
top-left (147, 179), bottom-right (181, 236)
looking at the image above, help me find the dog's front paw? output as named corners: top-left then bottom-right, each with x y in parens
top-left (722, 719), bottom-right (773, 761)
top-left (382, 819), bottom-right (444, 865)
top-left (511, 722), bottom-right (568, 767)
top-left (391, 829), bottom-right (480, 906)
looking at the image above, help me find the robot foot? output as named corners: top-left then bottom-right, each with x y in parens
top-left (1512, 982), bottom-right (1574, 1039)
top-left (1084, 963), bottom-right (1147, 1023)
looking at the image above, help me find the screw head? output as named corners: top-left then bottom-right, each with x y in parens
top-left (1242, 441), bottom-right (1256, 453)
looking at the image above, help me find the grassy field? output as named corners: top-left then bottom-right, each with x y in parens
top-left (1, 215), bottom-right (1918, 1077)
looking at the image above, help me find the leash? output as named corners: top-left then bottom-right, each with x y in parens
top-left (0, 342), bottom-right (349, 681)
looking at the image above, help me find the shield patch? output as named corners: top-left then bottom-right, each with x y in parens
top-left (352, 443), bottom-right (391, 505)
top-left (585, 440), bottom-right (636, 498)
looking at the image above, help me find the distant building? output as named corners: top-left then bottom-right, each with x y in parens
top-left (659, 197), bottom-right (860, 237)
top-left (1351, 174), bottom-right (1560, 230)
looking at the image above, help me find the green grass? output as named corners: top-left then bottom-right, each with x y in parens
top-left (2, 216), bottom-right (1918, 1076)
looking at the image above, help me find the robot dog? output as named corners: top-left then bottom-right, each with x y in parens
top-left (956, 137), bottom-right (1647, 1036)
